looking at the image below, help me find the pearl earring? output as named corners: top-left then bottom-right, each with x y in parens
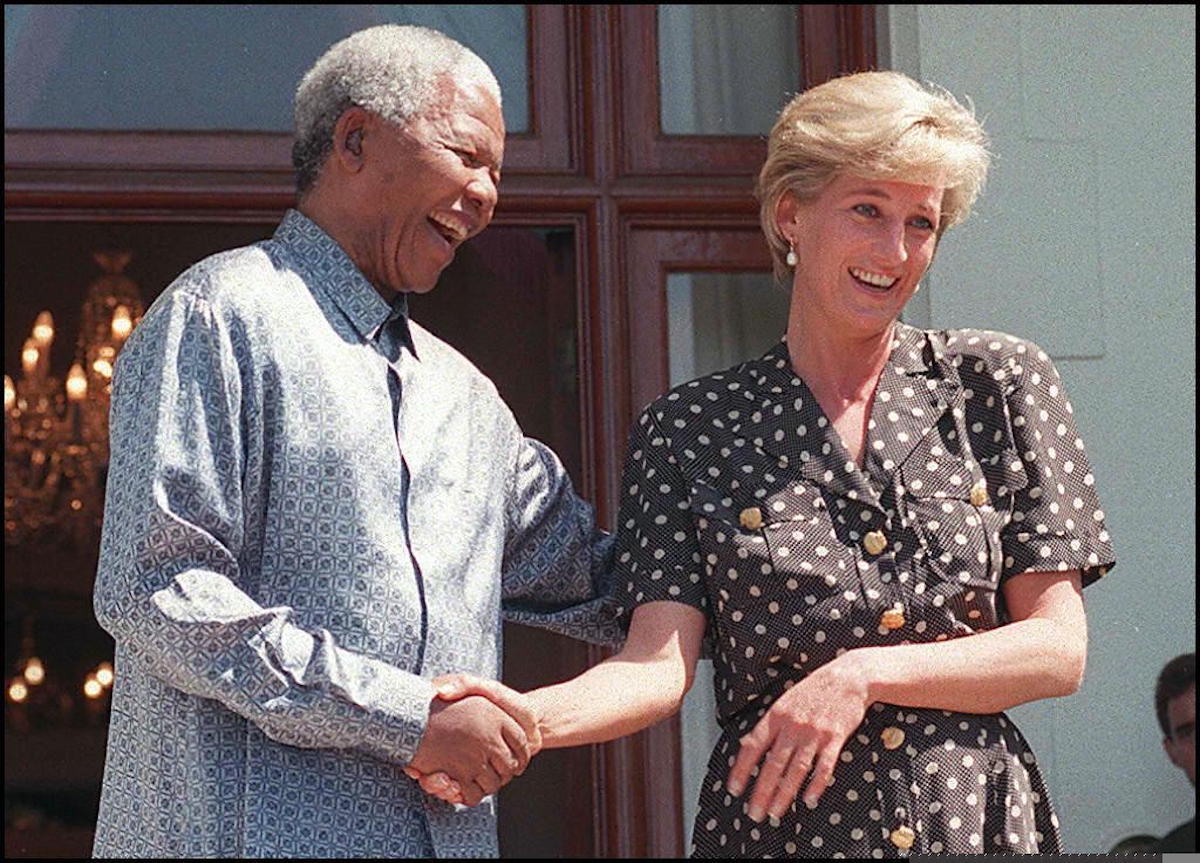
top-left (785, 243), bottom-right (797, 267)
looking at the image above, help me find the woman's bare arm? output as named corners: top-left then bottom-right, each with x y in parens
top-left (728, 570), bottom-right (1087, 822)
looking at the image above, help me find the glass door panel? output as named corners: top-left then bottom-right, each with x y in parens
top-left (4, 5), bottom-right (530, 133)
top-left (658, 5), bottom-right (800, 136)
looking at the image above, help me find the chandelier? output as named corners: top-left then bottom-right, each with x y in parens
top-left (4, 251), bottom-right (144, 547)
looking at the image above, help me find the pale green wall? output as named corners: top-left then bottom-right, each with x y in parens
top-left (882, 4), bottom-right (1196, 852)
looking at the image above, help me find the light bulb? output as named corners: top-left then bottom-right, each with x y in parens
top-left (84, 676), bottom-right (104, 699)
top-left (4, 375), bottom-right (13, 413)
top-left (21, 340), bottom-right (39, 376)
top-left (8, 678), bottom-right (28, 703)
top-left (96, 662), bottom-right (114, 687)
top-left (23, 657), bottom-right (44, 685)
top-left (31, 311), bottom-right (55, 347)
top-left (66, 363), bottom-right (88, 401)
top-left (111, 305), bottom-right (132, 340)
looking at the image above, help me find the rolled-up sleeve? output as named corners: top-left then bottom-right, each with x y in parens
top-left (94, 289), bottom-right (434, 766)
top-left (500, 437), bottom-right (623, 648)
top-left (1001, 340), bottom-right (1116, 587)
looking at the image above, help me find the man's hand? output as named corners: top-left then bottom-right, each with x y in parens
top-left (405, 676), bottom-right (543, 806)
top-left (406, 694), bottom-right (534, 807)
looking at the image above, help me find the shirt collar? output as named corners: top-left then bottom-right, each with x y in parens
top-left (272, 209), bottom-right (398, 344)
top-left (886, 321), bottom-right (944, 376)
top-left (378, 293), bottom-right (418, 361)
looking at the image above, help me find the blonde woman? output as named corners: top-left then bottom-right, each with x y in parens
top-left (416, 71), bottom-right (1115, 857)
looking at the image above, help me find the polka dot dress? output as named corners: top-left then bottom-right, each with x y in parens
top-left (614, 324), bottom-right (1115, 858)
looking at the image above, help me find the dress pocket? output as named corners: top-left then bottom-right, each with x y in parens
top-left (898, 448), bottom-right (1026, 628)
top-left (687, 478), bottom-right (859, 656)
top-left (688, 478), bottom-right (838, 579)
top-left (975, 447), bottom-right (1030, 514)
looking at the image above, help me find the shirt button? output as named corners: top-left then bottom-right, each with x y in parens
top-left (863, 530), bottom-right (887, 555)
top-left (970, 483), bottom-right (989, 507)
top-left (739, 507), bottom-right (764, 530)
top-left (881, 607), bottom-right (906, 630)
top-left (890, 825), bottom-right (916, 850)
top-left (881, 726), bottom-right (905, 749)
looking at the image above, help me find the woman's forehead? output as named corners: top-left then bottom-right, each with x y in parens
top-left (825, 174), bottom-right (945, 208)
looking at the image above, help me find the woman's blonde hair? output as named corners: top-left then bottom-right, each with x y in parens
top-left (757, 71), bottom-right (990, 283)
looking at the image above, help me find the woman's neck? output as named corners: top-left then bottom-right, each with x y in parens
top-left (785, 308), bottom-right (896, 404)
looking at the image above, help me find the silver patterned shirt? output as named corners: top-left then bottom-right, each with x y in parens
top-left (92, 210), bottom-right (621, 858)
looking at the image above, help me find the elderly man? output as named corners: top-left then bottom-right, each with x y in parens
top-left (92, 25), bottom-right (619, 858)
top-left (1155, 653), bottom-right (1196, 852)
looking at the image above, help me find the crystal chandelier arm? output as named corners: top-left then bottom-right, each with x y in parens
top-left (93, 291), bottom-right (433, 767)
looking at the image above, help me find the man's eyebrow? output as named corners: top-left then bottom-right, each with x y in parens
top-left (1171, 719), bottom-right (1195, 736)
top-left (843, 186), bottom-right (937, 216)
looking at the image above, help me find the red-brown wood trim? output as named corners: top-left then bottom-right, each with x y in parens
top-left (840, 5), bottom-right (880, 74)
top-left (3, 129), bottom-right (294, 173)
top-left (614, 6), bottom-right (768, 179)
top-left (584, 7), bottom-right (652, 853)
top-left (625, 222), bottom-right (775, 428)
top-left (503, 5), bottom-right (576, 172)
top-left (4, 177), bottom-right (765, 224)
top-left (590, 219), bottom-right (773, 859)
top-left (799, 4), bottom-right (880, 87)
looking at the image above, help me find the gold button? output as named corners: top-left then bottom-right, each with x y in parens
top-left (739, 507), bottom-right (763, 530)
top-left (970, 483), bottom-right (989, 507)
top-left (881, 607), bottom-right (906, 630)
top-left (863, 530), bottom-right (887, 555)
top-left (881, 726), bottom-right (905, 750)
top-left (890, 825), bottom-right (916, 849)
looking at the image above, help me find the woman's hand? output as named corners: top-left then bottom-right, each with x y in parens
top-left (726, 652), bottom-right (874, 822)
top-left (407, 602), bottom-right (706, 804)
top-left (404, 674), bottom-right (542, 806)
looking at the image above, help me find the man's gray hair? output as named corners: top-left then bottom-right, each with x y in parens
top-left (292, 24), bottom-right (501, 195)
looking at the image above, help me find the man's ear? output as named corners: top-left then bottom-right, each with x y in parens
top-left (331, 107), bottom-right (370, 173)
top-left (1164, 735), bottom-right (1186, 772)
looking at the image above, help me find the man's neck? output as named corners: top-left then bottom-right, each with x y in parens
top-left (297, 194), bottom-right (398, 304)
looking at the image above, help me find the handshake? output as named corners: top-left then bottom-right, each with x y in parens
top-left (404, 674), bottom-right (540, 807)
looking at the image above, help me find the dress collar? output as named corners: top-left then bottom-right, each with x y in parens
top-left (732, 324), bottom-right (962, 506)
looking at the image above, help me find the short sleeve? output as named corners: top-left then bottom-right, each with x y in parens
top-left (1001, 341), bottom-right (1115, 587)
top-left (613, 408), bottom-right (709, 622)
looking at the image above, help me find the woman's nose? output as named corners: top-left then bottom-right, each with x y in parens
top-left (876, 221), bottom-right (909, 264)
